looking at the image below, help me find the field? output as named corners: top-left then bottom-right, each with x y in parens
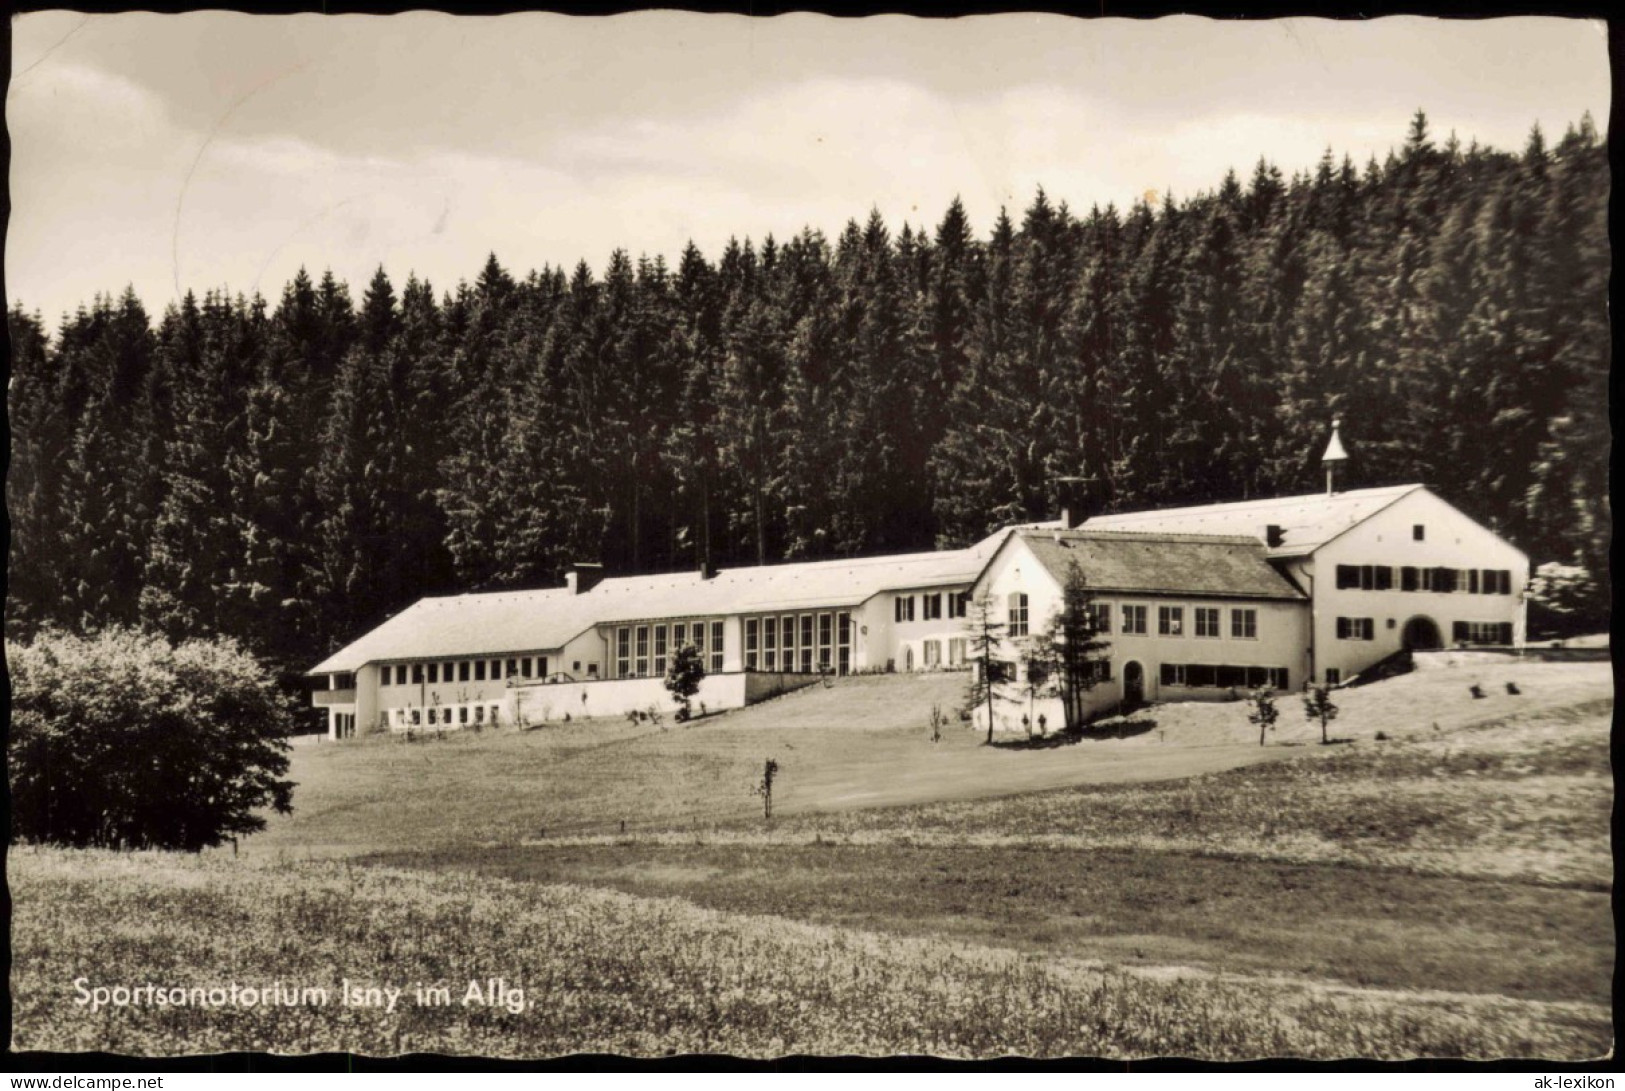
top-left (9, 659), bottom-right (1614, 1059)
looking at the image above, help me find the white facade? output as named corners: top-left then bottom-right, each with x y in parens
top-left (1280, 488), bottom-right (1529, 684)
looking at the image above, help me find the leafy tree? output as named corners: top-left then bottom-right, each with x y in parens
top-left (9, 628), bottom-right (296, 851)
top-left (963, 592), bottom-right (1009, 743)
top-left (664, 642), bottom-right (707, 721)
top-left (1304, 683), bottom-right (1339, 745)
top-left (1247, 686), bottom-right (1279, 747)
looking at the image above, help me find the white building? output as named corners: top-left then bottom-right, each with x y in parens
top-left (310, 424), bottom-right (1528, 737)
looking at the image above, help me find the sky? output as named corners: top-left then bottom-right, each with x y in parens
top-left (6, 12), bottom-right (1610, 327)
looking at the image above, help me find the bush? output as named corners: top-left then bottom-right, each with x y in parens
top-left (8, 628), bottom-right (296, 851)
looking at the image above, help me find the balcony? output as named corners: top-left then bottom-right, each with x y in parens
top-left (312, 688), bottom-right (356, 708)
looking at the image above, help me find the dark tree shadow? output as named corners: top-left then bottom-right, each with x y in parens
top-left (989, 717), bottom-right (1159, 750)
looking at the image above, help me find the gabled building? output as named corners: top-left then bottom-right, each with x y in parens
top-left (310, 423), bottom-right (1528, 738)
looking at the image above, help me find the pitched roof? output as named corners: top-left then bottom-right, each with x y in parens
top-left (1003, 530), bottom-right (1308, 601)
top-left (1081, 484), bottom-right (1423, 558)
top-left (310, 527), bottom-right (1019, 674)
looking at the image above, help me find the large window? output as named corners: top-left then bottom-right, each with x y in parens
top-left (474, 660), bottom-right (486, 682)
top-left (653, 625), bottom-right (669, 677)
top-left (1336, 564), bottom-right (1394, 591)
top-left (1122, 604), bottom-right (1148, 635)
top-left (635, 626), bottom-right (650, 677)
top-left (800, 615), bottom-right (814, 672)
top-left (923, 593), bottom-right (943, 621)
top-left (1008, 593), bottom-right (1029, 637)
top-left (412, 663), bottom-right (425, 684)
top-left (616, 627), bottom-right (631, 678)
top-left (950, 592), bottom-right (970, 619)
top-left (1194, 607), bottom-right (1221, 638)
top-left (818, 613), bottom-right (833, 671)
top-left (458, 661), bottom-right (471, 682)
top-left (1335, 616), bottom-right (1375, 640)
top-left (763, 615), bottom-right (777, 670)
top-left (710, 620), bottom-right (725, 673)
top-left (923, 640), bottom-right (941, 667)
top-left (895, 595), bottom-right (916, 623)
top-left (745, 619), bottom-right (760, 670)
top-left (1454, 620), bottom-right (1513, 646)
top-left (781, 616), bottom-right (795, 667)
top-left (1158, 606), bottom-right (1184, 637)
top-left (948, 637), bottom-right (966, 666)
top-left (837, 612), bottom-right (852, 674)
top-left (1231, 608), bottom-right (1258, 640)
top-left (1162, 663), bottom-right (1288, 690)
top-left (1092, 603), bottom-right (1112, 634)
top-left (427, 663), bottom-right (439, 684)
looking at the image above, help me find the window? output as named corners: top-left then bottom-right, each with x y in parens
top-left (691, 621), bottom-right (706, 659)
top-left (1401, 566), bottom-right (1419, 592)
top-left (1482, 569), bottom-right (1512, 595)
top-left (616, 627), bottom-right (631, 678)
top-left (1092, 603), bottom-right (1111, 634)
top-left (837, 612), bottom-right (852, 675)
top-left (1413, 524), bottom-right (1425, 541)
top-left (538, 657), bottom-right (548, 678)
top-left (1158, 606), bottom-right (1184, 637)
top-left (475, 661), bottom-right (487, 681)
top-left (1122, 604), bottom-right (1148, 635)
top-left (412, 663), bottom-right (425, 684)
top-left (489, 704), bottom-right (501, 724)
top-left (507, 658), bottom-right (518, 679)
top-left (427, 707), bottom-right (438, 726)
top-left (800, 615), bottom-right (814, 672)
top-left (1337, 564), bottom-right (1394, 590)
top-left (494, 659), bottom-right (506, 680)
top-left (818, 613), bottom-right (833, 671)
top-left (1162, 664), bottom-right (1286, 689)
top-left (653, 625), bottom-right (669, 676)
top-left (895, 595), bottom-right (916, 623)
top-left (711, 621), bottom-right (725, 673)
top-left (763, 615), bottom-right (777, 670)
top-left (474, 706), bottom-right (485, 724)
top-left (459, 706), bottom-right (469, 724)
top-left (1335, 617), bottom-right (1375, 641)
top-left (1453, 621), bottom-right (1514, 646)
top-left (427, 663), bottom-right (439, 684)
top-left (521, 657), bottom-right (533, 679)
top-left (410, 708), bottom-right (422, 726)
top-left (1231, 608), bottom-right (1258, 639)
top-left (948, 637), bottom-right (966, 666)
top-left (1194, 607), bottom-right (1221, 638)
top-left (1325, 668), bottom-right (1341, 686)
top-left (745, 619), bottom-right (759, 670)
top-left (1008, 593), bottom-right (1029, 637)
top-left (635, 626), bottom-right (650, 677)
top-left (950, 592), bottom-right (970, 619)
top-left (1468, 569), bottom-right (1479, 594)
top-left (923, 640), bottom-right (941, 667)
top-left (459, 661), bottom-right (471, 682)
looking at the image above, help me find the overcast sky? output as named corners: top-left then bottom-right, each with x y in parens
top-left (7, 12), bottom-right (1609, 327)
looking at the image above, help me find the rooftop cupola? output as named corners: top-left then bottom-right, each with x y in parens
top-left (1321, 416), bottom-right (1349, 496)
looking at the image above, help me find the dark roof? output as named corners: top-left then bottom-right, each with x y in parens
top-left (1010, 530), bottom-right (1307, 601)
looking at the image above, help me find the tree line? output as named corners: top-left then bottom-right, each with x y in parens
top-left (8, 111), bottom-right (1608, 692)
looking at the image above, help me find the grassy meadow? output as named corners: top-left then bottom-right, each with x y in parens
top-left (10, 659), bottom-right (1615, 1058)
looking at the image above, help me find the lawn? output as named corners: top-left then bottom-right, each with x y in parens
top-left (11, 660), bottom-right (1614, 1059)
top-left (9, 847), bottom-right (1609, 1059)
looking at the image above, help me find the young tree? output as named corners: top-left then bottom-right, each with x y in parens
top-left (664, 642), bottom-right (706, 722)
top-left (1016, 634), bottom-right (1059, 736)
top-left (1248, 686), bottom-right (1279, 747)
top-left (9, 628), bottom-right (296, 851)
top-left (1304, 682), bottom-right (1339, 745)
top-left (1045, 560), bottom-right (1114, 730)
top-left (963, 591), bottom-right (1009, 743)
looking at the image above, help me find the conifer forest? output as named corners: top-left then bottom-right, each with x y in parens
top-left (7, 113), bottom-right (1609, 694)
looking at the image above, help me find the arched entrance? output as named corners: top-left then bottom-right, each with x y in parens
top-left (902, 645), bottom-right (914, 672)
top-left (1122, 661), bottom-right (1145, 710)
top-left (1402, 616), bottom-right (1443, 651)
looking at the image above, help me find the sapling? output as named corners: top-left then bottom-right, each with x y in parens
top-left (1304, 683), bottom-right (1339, 745)
top-left (753, 757), bottom-right (780, 821)
top-left (1248, 687), bottom-right (1279, 747)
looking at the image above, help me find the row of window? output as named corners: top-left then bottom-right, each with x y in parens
top-left (1335, 565), bottom-right (1515, 595)
top-left (1003, 595), bottom-right (1263, 641)
top-left (388, 703), bottom-right (503, 729)
top-left (615, 620), bottom-right (726, 679)
top-left (744, 612), bottom-right (854, 673)
top-left (384, 656), bottom-right (551, 688)
top-left (895, 591), bottom-right (971, 623)
top-left (1160, 664), bottom-right (1290, 690)
top-left (920, 638), bottom-right (968, 668)
top-left (1453, 621), bottom-right (1515, 646)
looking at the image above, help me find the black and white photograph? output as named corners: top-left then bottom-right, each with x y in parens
top-left (5, 9), bottom-right (1612, 1063)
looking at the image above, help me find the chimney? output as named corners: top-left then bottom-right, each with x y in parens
top-left (1265, 524), bottom-right (1285, 548)
top-left (565, 562), bottom-right (604, 595)
top-left (699, 559), bottom-right (718, 580)
top-left (1321, 416), bottom-right (1349, 496)
top-left (1060, 507), bottom-right (1071, 530)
